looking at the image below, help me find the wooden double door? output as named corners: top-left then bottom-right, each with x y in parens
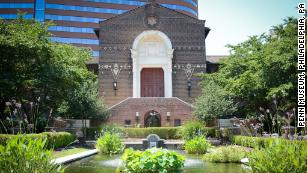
top-left (141, 68), bottom-right (164, 97)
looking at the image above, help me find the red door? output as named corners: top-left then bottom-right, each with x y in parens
top-left (141, 68), bottom-right (164, 97)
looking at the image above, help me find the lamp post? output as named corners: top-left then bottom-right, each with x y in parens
top-left (135, 112), bottom-right (140, 124)
top-left (113, 81), bottom-right (118, 96)
top-left (187, 80), bottom-right (192, 96)
top-left (166, 112), bottom-right (171, 122)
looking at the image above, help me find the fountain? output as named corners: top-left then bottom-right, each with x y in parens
top-left (142, 134), bottom-right (165, 149)
top-left (64, 134), bottom-right (247, 173)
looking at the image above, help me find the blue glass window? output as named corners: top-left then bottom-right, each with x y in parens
top-left (0, 3), bottom-right (34, 8)
top-left (161, 4), bottom-right (197, 16)
top-left (35, 0), bottom-right (45, 22)
top-left (83, 0), bottom-right (144, 6)
top-left (92, 51), bottom-right (99, 57)
top-left (182, 0), bottom-right (197, 7)
top-left (46, 3), bottom-right (127, 14)
top-left (49, 37), bottom-right (99, 45)
top-left (45, 14), bottom-right (103, 23)
top-left (48, 26), bottom-right (94, 33)
top-left (0, 14), bottom-right (33, 19)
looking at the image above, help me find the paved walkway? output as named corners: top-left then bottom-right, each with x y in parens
top-left (52, 149), bottom-right (98, 164)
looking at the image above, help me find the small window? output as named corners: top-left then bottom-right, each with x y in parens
top-left (124, 120), bottom-right (131, 127)
top-left (174, 119), bottom-right (181, 127)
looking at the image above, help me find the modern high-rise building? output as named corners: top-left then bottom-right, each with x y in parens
top-left (0, 0), bottom-right (198, 58)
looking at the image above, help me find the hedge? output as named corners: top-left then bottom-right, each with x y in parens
top-left (0, 132), bottom-right (76, 149)
top-left (86, 126), bottom-right (217, 140)
top-left (232, 135), bottom-right (307, 148)
top-left (123, 127), bottom-right (181, 139)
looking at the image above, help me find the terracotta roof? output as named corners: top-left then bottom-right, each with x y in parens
top-left (206, 55), bottom-right (228, 64)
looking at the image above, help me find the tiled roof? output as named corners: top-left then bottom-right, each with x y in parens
top-left (206, 55), bottom-right (228, 64)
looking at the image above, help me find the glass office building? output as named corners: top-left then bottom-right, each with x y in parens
top-left (0, 0), bottom-right (198, 58)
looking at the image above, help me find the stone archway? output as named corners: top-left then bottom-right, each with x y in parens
top-left (144, 110), bottom-right (161, 127)
top-left (131, 30), bottom-right (174, 98)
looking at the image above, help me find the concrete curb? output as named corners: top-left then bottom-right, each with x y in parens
top-left (52, 149), bottom-right (98, 165)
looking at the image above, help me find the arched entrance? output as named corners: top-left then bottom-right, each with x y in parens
top-left (144, 110), bottom-right (161, 127)
top-left (131, 30), bottom-right (174, 98)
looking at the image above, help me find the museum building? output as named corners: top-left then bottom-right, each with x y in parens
top-left (95, 1), bottom-right (210, 127)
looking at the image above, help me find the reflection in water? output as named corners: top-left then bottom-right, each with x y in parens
top-left (64, 152), bottom-right (247, 173)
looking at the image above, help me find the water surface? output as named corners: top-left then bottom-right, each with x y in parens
top-left (64, 152), bottom-right (247, 173)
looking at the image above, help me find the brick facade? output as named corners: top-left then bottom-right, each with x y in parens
top-left (108, 97), bottom-right (193, 127)
top-left (96, 2), bottom-right (209, 127)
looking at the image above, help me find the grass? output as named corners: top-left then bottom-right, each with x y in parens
top-left (52, 148), bottom-right (90, 159)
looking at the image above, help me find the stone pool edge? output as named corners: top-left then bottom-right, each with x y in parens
top-left (52, 149), bottom-right (98, 165)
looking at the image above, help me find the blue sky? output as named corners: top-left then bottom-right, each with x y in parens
top-left (198, 0), bottom-right (303, 55)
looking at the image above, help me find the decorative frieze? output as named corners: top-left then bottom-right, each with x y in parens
top-left (173, 63), bottom-right (206, 80)
top-left (101, 46), bottom-right (206, 51)
top-left (99, 63), bottom-right (205, 81)
top-left (99, 63), bottom-right (133, 80)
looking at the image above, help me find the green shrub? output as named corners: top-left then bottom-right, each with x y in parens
top-left (0, 136), bottom-right (62, 173)
top-left (206, 127), bottom-right (217, 138)
top-left (42, 132), bottom-right (76, 149)
top-left (203, 145), bottom-right (248, 163)
top-left (249, 140), bottom-right (307, 173)
top-left (86, 124), bottom-right (124, 139)
top-left (184, 136), bottom-right (211, 154)
top-left (232, 135), bottom-right (307, 149)
top-left (96, 132), bottom-right (125, 155)
top-left (232, 136), bottom-right (264, 148)
top-left (180, 121), bottom-right (206, 140)
top-left (0, 132), bottom-right (76, 149)
top-left (123, 127), bottom-right (181, 139)
top-left (121, 148), bottom-right (185, 173)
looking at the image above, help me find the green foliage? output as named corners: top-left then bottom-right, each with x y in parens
top-left (203, 145), bottom-right (248, 163)
top-left (0, 15), bottom-right (107, 133)
top-left (96, 132), bottom-right (125, 155)
top-left (193, 81), bottom-right (237, 123)
top-left (121, 148), bottom-right (185, 173)
top-left (232, 135), bottom-right (307, 149)
top-left (123, 127), bottom-right (181, 139)
top-left (232, 136), bottom-right (265, 148)
top-left (41, 132), bottom-right (76, 149)
top-left (0, 136), bottom-right (62, 173)
top-left (180, 121), bottom-right (210, 140)
top-left (63, 80), bottom-right (108, 120)
top-left (197, 18), bottom-right (299, 130)
top-left (184, 136), bottom-right (211, 154)
top-left (249, 140), bottom-right (307, 173)
top-left (0, 132), bottom-right (75, 149)
top-left (86, 124), bottom-right (124, 139)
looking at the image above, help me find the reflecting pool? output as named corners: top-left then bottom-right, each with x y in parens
top-left (64, 152), bottom-right (248, 173)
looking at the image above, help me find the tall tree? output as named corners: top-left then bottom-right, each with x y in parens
top-left (0, 15), bottom-right (107, 133)
top-left (193, 81), bottom-right (237, 123)
top-left (196, 17), bottom-right (301, 133)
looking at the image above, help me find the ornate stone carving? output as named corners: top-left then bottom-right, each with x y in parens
top-left (184, 64), bottom-right (194, 81)
top-left (173, 63), bottom-right (206, 80)
top-left (99, 63), bottom-right (132, 78)
top-left (147, 16), bottom-right (157, 26)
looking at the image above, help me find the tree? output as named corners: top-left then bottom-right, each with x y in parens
top-left (0, 15), bottom-right (107, 133)
top-left (62, 80), bottom-right (108, 138)
top-left (196, 17), bottom-right (301, 133)
top-left (193, 81), bottom-right (237, 123)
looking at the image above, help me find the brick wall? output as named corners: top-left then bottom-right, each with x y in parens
top-left (108, 97), bottom-right (193, 127)
top-left (98, 3), bottom-right (208, 107)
